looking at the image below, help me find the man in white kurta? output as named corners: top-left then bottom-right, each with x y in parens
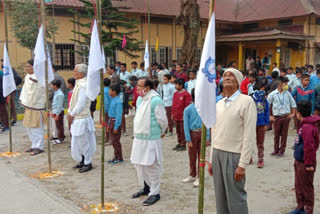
top-left (19, 59), bottom-right (46, 156)
top-left (68, 64), bottom-right (96, 173)
top-left (131, 78), bottom-right (168, 206)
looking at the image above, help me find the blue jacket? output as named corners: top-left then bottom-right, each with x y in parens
top-left (108, 96), bottom-right (123, 130)
top-left (251, 91), bottom-right (270, 126)
top-left (310, 75), bottom-right (320, 89)
top-left (104, 87), bottom-right (112, 113)
top-left (291, 84), bottom-right (315, 113)
top-left (183, 103), bottom-right (210, 142)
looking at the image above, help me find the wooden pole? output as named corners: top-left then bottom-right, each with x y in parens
top-left (52, 4), bottom-right (56, 63)
top-left (41, 0), bottom-right (52, 173)
top-left (3, 0), bottom-right (12, 153)
top-left (198, 0), bottom-right (214, 213)
top-left (96, 0), bottom-right (106, 208)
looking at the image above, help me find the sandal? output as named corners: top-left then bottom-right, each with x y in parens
top-left (30, 149), bottom-right (44, 156)
top-left (25, 148), bottom-right (34, 153)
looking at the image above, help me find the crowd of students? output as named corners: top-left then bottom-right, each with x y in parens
top-left (1, 57), bottom-right (320, 212)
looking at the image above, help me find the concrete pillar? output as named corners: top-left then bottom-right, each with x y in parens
top-left (238, 41), bottom-right (243, 70)
top-left (276, 39), bottom-right (281, 70)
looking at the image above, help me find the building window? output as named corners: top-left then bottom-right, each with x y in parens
top-left (75, 45), bottom-right (89, 64)
top-left (317, 18), bottom-right (320, 25)
top-left (278, 19), bottom-right (293, 26)
top-left (55, 44), bottom-right (75, 70)
top-left (176, 48), bottom-right (182, 62)
top-left (151, 48), bottom-right (157, 64)
top-left (195, 48), bottom-right (201, 63)
top-left (280, 48), bottom-right (291, 68)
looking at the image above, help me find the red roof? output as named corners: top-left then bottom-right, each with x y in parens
top-left (47, 0), bottom-right (320, 23)
top-left (216, 29), bottom-right (313, 42)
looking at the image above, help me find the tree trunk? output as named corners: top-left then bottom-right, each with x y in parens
top-left (177, 0), bottom-right (200, 65)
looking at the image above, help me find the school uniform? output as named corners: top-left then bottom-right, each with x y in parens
top-left (120, 71), bottom-right (132, 84)
top-left (291, 84), bottom-right (315, 131)
top-left (286, 73), bottom-right (296, 90)
top-left (267, 89), bottom-right (296, 154)
top-left (136, 69), bottom-right (149, 78)
top-left (162, 83), bottom-right (176, 133)
top-left (52, 89), bottom-right (65, 141)
top-left (183, 103), bottom-right (209, 177)
top-left (185, 79), bottom-right (196, 94)
top-left (171, 89), bottom-right (192, 147)
top-left (104, 86), bottom-right (112, 142)
top-left (251, 91), bottom-right (270, 162)
top-left (108, 96), bottom-right (123, 160)
top-left (175, 71), bottom-right (188, 82)
top-left (293, 116), bottom-right (320, 214)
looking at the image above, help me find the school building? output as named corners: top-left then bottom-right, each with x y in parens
top-left (0, 0), bottom-right (320, 76)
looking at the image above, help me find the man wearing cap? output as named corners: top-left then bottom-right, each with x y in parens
top-left (209, 68), bottom-right (257, 214)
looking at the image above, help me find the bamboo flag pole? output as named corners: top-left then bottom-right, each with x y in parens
top-left (198, 0), bottom-right (215, 213)
top-left (147, 0), bottom-right (151, 74)
top-left (41, 0), bottom-right (52, 173)
top-left (3, 0), bottom-right (12, 153)
top-left (95, 0), bottom-right (106, 208)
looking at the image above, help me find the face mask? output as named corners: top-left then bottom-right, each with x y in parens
top-left (138, 88), bottom-right (147, 97)
top-left (115, 66), bottom-right (119, 70)
top-left (283, 85), bottom-right (289, 91)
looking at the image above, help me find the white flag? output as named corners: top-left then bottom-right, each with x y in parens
top-left (33, 24), bottom-right (54, 87)
top-left (144, 40), bottom-right (150, 71)
top-left (195, 13), bottom-right (216, 128)
top-left (86, 19), bottom-right (105, 101)
top-left (2, 45), bottom-right (16, 97)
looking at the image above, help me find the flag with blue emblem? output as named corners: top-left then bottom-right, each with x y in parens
top-left (144, 40), bottom-right (150, 71)
top-left (195, 12), bottom-right (216, 128)
top-left (2, 45), bottom-right (16, 97)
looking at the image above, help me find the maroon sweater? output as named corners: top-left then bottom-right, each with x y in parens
top-left (171, 90), bottom-right (192, 121)
top-left (300, 115), bottom-right (320, 167)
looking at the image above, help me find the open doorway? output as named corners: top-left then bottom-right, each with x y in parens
top-left (245, 48), bottom-right (257, 70)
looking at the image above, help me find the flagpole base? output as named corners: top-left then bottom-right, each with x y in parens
top-left (0, 151), bottom-right (22, 158)
top-left (30, 170), bottom-right (64, 179)
top-left (83, 202), bottom-right (119, 213)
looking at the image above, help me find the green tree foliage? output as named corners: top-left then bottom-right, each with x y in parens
top-left (70, 0), bottom-right (142, 62)
top-left (9, 0), bottom-right (58, 50)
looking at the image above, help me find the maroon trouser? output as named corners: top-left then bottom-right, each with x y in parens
top-left (175, 120), bottom-right (186, 147)
top-left (294, 160), bottom-right (316, 214)
top-left (55, 111), bottom-right (64, 141)
top-left (256, 125), bottom-right (266, 162)
top-left (9, 91), bottom-right (17, 122)
top-left (165, 106), bottom-right (173, 132)
top-left (188, 130), bottom-right (201, 177)
top-left (121, 113), bottom-right (126, 132)
top-left (105, 113), bottom-right (109, 143)
top-left (0, 103), bottom-right (9, 128)
top-left (108, 119), bottom-right (123, 160)
top-left (273, 115), bottom-right (290, 153)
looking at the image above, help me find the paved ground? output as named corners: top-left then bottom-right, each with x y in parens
top-left (0, 161), bottom-right (81, 214)
top-left (1, 113), bottom-right (320, 214)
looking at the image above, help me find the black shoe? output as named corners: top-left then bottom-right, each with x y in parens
top-left (11, 121), bottom-right (17, 126)
top-left (177, 146), bottom-right (186, 151)
top-left (142, 194), bottom-right (160, 206)
top-left (73, 162), bottom-right (84, 169)
top-left (79, 164), bottom-right (93, 173)
top-left (132, 189), bottom-right (150, 198)
top-left (172, 144), bottom-right (180, 150)
top-left (74, 155), bottom-right (85, 168)
top-left (107, 158), bottom-right (116, 163)
top-left (132, 181), bottom-right (150, 198)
